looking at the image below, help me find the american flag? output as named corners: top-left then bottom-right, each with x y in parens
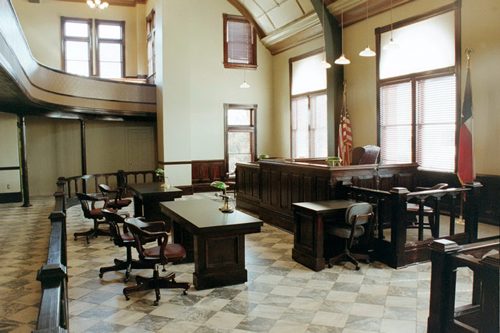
top-left (338, 83), bottom-right (352, 165)
top-left (457, 55), bottom-right (474, 185)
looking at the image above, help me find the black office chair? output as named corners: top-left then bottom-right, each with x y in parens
top-left (99, 183), bottom-right (132, 210)
top-left (326, 202), bottom-right (374, 270)
top-left (74, 192), bottom-right (112, 243)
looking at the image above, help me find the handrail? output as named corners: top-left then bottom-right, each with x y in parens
top-left (34, 179), bottom-right (68, 332)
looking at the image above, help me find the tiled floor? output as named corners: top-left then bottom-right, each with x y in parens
top-left (0, 194), bottom-right (494, 332)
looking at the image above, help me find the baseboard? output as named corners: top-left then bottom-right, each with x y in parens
top-left (0, 192), bottom-right (22, 203)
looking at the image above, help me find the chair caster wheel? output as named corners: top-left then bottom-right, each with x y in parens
top-left (153, 300), bottom-right (159, 306)
top-left (124, 295), bottom-right (130, 301)
top-left (99, 272), bottom-right (103, 278)
top-left (183, 290), bottom-right (187, 295)
top-left (355, 266), bottom-right (360, 271)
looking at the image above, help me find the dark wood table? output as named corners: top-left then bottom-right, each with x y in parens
top-left (160, 199), bottom-right (263, 290)
top-left (128, 183), bottom-right (182, 221)
top-left (292, 199), bottom-right (357, 271)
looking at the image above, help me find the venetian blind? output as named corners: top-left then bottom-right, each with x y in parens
top-left (416, 75), bottom-right (456, 171)
top-left (227, 19), bottom-right (253, 64)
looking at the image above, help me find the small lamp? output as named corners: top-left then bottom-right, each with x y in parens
top-left (210, 181), bottom-right (234, 213)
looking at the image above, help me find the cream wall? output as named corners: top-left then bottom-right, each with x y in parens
top-left (0, 112), bottom-right (21, 193)
top-left (12, 0), bottom-right (146, 76)
top-left (155, 0), bottom-right (274, 185)
top-left (343, 0), bottom-right (500, 175)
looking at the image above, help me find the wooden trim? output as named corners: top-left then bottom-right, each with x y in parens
top-left (223, 14), bottom-right (257, 69)
top-left (226, 0), bottom-right (265, 39)
top-left (0, 166), bottom-right (20, 171)
top-left (158, 160), bottom-right (192, 165)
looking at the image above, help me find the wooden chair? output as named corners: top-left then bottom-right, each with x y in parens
top-left (98, 183), bottom-right (132, 210)
top-left (326, 202), bottom-right (374, 270)
top-left (407, 183), bottom-right (448, 241)
top-left (74, 192), bottom-right (111, 243)
top-left (123, 218), bottom-right (190, 305)
top-left (99, 209), bottom-right (149, 282)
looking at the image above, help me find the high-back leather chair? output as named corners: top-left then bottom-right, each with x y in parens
top-left (98, 183), bottom-right (132, 210)
top-left (326, 202), bottom-right (374, 270)
top-left (407, 183), bottom-right (448, 240)
top-left (351, 145), bottom-right (381, 165)
top-left (74, 192), bottom-right (111, 243)
top-left (123, 218), bottom-right (190, 305)
top-left (99, 209), bottom-right (143, 282)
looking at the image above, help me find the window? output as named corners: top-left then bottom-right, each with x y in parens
top-left (96, 20), bottom-right (124, 78)
top-left (223, 14), bottom-right (256, 69)
top-left (62, 17), bottom-right (92, 76)
top-left (61, 17), bottom-right (124, 78)
top-left (290, 51), bottom-right (327, 159)
top-left (224, 104), bottom-right (256, 174)
top-left (377, 5), bottom-right (459, 172)
top-left (146, 10), bottom-right (155, 83)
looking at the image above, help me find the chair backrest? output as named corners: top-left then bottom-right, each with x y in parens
top-left (358, 145), bottom-right (380, 164)
top-left (99, 183), bottom-right (111, 194)
top-left (345, 202), bottom-right (373, 226)
top-left (76, 192), bottom-right (97, 219)
top-left (431, 183), bottom-right (448, 190)
top-left (125, 218), bottom-right (168, 261)
top-left (102, 209), bottom-right (126, 246)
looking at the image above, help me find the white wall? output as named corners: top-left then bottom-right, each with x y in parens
top-left (0, 112), bottom-right (21, 193)
top-left (155, 0), bottom-right (274, 185)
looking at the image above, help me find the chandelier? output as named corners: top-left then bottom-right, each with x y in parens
top-left (87, 0), bottom-right (109, 9)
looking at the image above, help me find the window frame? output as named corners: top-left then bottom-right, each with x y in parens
top-left (289, 49), bottom-right (328, 159)
top-left (61, 17), bottom-right (93, 76)
top-left (95, 19), bottom-right (125, 78)
top-left (375, 2), bottom-right (461, 171)
top-left (223, 14), bottom-right (257, 69)
top-left (146, 9), bottom-right (156, 83)
top-left (224, 104), bottom-right (257, 174)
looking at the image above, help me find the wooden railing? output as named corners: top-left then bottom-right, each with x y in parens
top-left (341, 182), bottom-right (483, 268)
top-left (34, 178), bottom-right (69, 332)
top-left (63, 169), bottom-right (157, 200)
top-left (427, 238), bottom-right (499, 333)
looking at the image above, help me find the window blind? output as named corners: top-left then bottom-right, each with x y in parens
top-left (380, 82), bottom-right (412, 164)
top-left (227, 20), bottom-right (253, 64)
top-left (416, 75), bottom-right (456, 171)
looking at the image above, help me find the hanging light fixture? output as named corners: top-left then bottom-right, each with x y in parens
top-left (87, 0), bottom-right (109, 10)
top-left (320, 0), bottom-right (331, 69)
top-left (383, 0), bottom-right (399, 50)
top-left (359, 0), bottom-right (376, 57)
top-left (334, 10), bottom-right (350, 65)
top-left (240, 70), bottom-right (250, 89)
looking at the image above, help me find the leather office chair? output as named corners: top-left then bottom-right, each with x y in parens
top-left (407, 183), bottom-right (448, 241)
top-left (351, 145), bottom-right (381, 165)
top-left (99, 209), bottom-right (146, 282)
top-left (326, 202), bottom-right (374, 270)
top-left (124, 218), bottom-right (190, 305)
top-left (74, 192), bottom-right (112, 243)
top-left (98, 183), bottom-right (132, 210)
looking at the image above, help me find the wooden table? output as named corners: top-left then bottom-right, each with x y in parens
top-left (160, 199), bottom-right (262, 290)
top-left (292, 199), bottom-right (357, 271)
top-left (128, 183), bottom-right (182, 221)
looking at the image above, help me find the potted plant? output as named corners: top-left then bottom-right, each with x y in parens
top-left (326, 156), bottom-right (342, 167)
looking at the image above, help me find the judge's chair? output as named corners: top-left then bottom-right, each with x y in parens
top-left (351, 145), bottom-right (381, 165)
top-left (326, 202), bottom-right (374, 270)
top-left (407, 183), bottom-right (448, 241)
top-left (124, 218), bottom-right (190, 305)
top-left (74, 192), bottom-right (112, 243)
top-left (99, 209), bottom-right (148, 282)
top-left (98, 183), bottom-right (132, 210)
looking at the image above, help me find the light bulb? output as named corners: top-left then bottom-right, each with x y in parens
top-left (240, 81), bottom-right (250, 89)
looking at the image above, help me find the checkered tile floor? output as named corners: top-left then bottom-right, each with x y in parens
top-left (1, 194), bottom-right (494, 333)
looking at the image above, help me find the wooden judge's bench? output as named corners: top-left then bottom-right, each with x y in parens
top-left (235, 159), bottom-right (482, 269)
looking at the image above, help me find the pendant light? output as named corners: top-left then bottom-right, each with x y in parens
top-left (240, 70), bottom-right (250, 89)
top-left (320, 1), bottom-right (332, 68)
top-left (383, 0), bottom-right (399, 50)
top-left (87, 0), bottom-right (109, 10)
top-left (334, 10), bottom-right (350, 65)
top-left (359, 0), bottom-right (376, 57)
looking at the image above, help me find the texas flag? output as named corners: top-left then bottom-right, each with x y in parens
top-left (457, 66), bottom-right (474, 185)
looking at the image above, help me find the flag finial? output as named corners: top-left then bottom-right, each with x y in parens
top-left (465, 48), bottom-right (473, 68)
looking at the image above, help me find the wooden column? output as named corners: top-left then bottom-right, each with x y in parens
top-left (464, 182), bottom-right (482, 243)
top-left (390, 187), bottom-right (409, 267)
top-left (80, 120), bottom-right (87, 194)
top-left (18, 115), bottom-right (30, 207)
top-left (311, 0), bottom-right (343, 156)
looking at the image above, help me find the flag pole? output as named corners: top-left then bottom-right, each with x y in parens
top-left (456, 48), bottom-right (473, 226)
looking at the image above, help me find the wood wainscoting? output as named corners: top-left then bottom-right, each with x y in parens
top-left (191, 159), bottom-right (226, 192)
